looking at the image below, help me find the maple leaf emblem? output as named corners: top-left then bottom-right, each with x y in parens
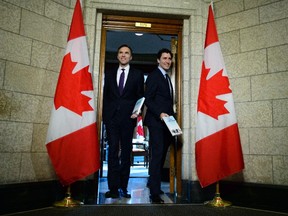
top-left (136, 117), bottom-right (144, 136)
top-left (54, 53), bottom-right (94, 116)
top-left (137, 124), bottom-right (144, 136)
top-left (197, 62), bottom-right (232, 119)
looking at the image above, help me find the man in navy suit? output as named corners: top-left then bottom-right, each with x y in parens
top-left (103, 44), bottom-right (144, 199)
top-left (144, 48), bottom-right (174, 204)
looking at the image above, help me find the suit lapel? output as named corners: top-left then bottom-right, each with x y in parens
top-left (157, 68), bottom-right (169, 91)
top-left (111, 69), bottom-right (120, 95)
top-left (157, 68), bottom-right (172, 98)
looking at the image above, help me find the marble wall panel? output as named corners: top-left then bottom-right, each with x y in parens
top-left (0, 153), bottom-right (22, 184)
top-left (236, 101), bottom-right (272, 128)
top-left (240, 19), bottom-right (288, 52)
top-left (31, 40), bottom-right (64, 72)
top-left (7, 0), bottom-right (45, 15)
top-left (250, 127), bottom-right (288, 155)
top-left (229, 77), bottom-right (251, 102)
top-left (10, 93), bottom-right (49, 123)
top-left (0, 1), bottom-right (21, 33)
top-left (242, 155), bottom-right (273, 184)
top-left (216, 9), bottom-right (259, 34)
top-left (20, 10), bottom-right (68, 48)
top-left (32, 124), bottom-right (49, 152)
top-left (268, 44), bottom-right (288, 73)
top-left (45, 0), bottom-right (73, 25)
top-left (214, 0), bottom-right (244, 17)
top-left (0, 121), bottom-right (33, 152)
top-left (260, 0), bottom-right (288, 23)
top-left (273, 99), bottom-right (288, 127)
top-left (251, 72), bottom-right (288, 100)
top-left (244, 0), bottom-right (279, 9)
top-left (219, 30), bottom-right (240, 55)
top-left (224, 49), bottom-right (267, 78)
top-left (273, 156), bottom-right (288, 185)
top-left (0, 30), bottom-right (32, 65)
top-left (0, 60), bottom-right (5, 87)
top-left (19, 153), bottom-right (56, 182)
top-left (0, 90), bottom-right (12, 121)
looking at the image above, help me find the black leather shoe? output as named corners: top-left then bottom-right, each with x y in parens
top-left (150, 195), bottom-right (164, 204)
top-left (146, 183), bottom-right (164, 195)
top-left (119, 189), bottom-right (131, 198)
top-left (105, 191), bottom-right (119, 198)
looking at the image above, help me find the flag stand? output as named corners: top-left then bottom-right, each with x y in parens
top-left (53, 185), bottom-right (83, 207)
top-left (204, 182), bottom-right (231, 207)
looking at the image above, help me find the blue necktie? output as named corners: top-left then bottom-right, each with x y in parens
top-left (119, 68), bottom-right (125, 95)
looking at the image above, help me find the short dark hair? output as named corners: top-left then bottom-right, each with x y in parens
top-left (157, 48), bottom-right (173, 59)
top-left (117, 44), bottom-right (133, 55)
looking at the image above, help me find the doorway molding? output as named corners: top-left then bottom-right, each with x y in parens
top-left (97, 14), bottom-right (184, 195)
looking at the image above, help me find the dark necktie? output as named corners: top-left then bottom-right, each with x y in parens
top-left (119, 68), bottom-right (125, 95)
top-left (165, 74), bottom-right (173, 98)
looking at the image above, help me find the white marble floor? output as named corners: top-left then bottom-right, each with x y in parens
top-left (98, 161), bottom-right (173, 204)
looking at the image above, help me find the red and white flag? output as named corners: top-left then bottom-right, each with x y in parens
top-left (195, 5), bottom-right (244, 188)
top-left (46, 0), bottom-right (100, 186)
top-left (136, 116), bottom-right (145, 141)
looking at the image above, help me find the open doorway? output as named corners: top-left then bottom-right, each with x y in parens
top-left (102, 31), bottom-right (176, 177)
top-left (97, 15), bottom-right (183, 194)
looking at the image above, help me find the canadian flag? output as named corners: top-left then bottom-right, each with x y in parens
top-left (136, 116), bottom-right (145, 141)
top-left (45, 0), bottom-right (100, 186)
top-left (195, 5), bottom-right (244, 188)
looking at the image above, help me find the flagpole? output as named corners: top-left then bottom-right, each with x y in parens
top-left (204, 182), bottom-right (231, 207)
top-left (53, 185), bottom-right (83, 207)
top-left (211, 0), bottom-right (214, 11)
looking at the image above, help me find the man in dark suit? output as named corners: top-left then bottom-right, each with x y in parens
top-left (144, 48), bottom-right (174, 204)
top-left (103, 44), bottom-right (144, 199)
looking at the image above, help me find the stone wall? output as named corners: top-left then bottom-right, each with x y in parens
top-left (0, 0), bottom-right (74, 184)
top-left (0, 0), bottom-right (287, 186)
top-left (214, 0), bottom-right (288, 185)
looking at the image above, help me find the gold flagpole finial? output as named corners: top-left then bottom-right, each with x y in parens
top-left (210, 1), bottom-right (214, 11)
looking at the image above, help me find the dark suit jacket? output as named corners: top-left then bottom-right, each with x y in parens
top-left (103, 66), bottom-right (144, 124)
top-left (144, 68), bottom-right (174, 128)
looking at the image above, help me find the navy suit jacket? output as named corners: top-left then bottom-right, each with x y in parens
top-left (103, 66), bottom-right (144, 124)
top-left (144, 68), bottom-right (174, 128)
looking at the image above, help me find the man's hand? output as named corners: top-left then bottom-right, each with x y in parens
top-left (160, 113), bottom-right (169, 121)
top-left (131, 113), bottom-right (138, 119)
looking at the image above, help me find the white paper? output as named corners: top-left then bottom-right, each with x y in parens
top-left (162, 116), bottom-right (182, 136)
top-left (132, 97), bottom-right (145, 115)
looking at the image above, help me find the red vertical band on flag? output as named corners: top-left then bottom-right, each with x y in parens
top-left (47, 123), bottom-right (100, 185)
top-left (205, 5), bottom-right (219, 48)
top-left (68, 0), bottom-right (85, 41)
top-left (196, 124), bottom-right (244, 187)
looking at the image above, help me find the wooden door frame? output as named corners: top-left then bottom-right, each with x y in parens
top-left (97, 14), bottom-right (183, 196)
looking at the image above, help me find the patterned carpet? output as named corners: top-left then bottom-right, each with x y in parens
top-left (3, 204), bottom-right (287, 216)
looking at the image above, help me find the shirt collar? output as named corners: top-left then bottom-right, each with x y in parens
top-left (119, 65), bottom-right (130, 72)
top-left (158, 66), bottom-right (168, 77)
